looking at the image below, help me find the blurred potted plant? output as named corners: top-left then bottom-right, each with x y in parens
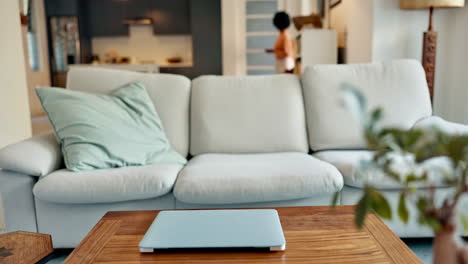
top-left (334, 84), bottom-right (468, 264)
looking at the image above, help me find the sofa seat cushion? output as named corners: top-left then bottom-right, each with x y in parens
top-left (313, 151), bottom-right (451, 190)
top-left (413, 116), bottom-right (468, 135)
top-left (173, 153), bottom-right (343, 205)
top-left (33, 164), bottom-right (183, 204)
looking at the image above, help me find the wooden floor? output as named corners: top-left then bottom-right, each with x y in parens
top-left (64, 206), bottom-right (422, 264)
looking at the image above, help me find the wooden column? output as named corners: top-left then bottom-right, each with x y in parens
top-left (422, 7), bottom-right (437, 103)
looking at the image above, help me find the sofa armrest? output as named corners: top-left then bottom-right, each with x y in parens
top-left (0, 133), bottom-right (63, 177)
top-left (413, 116), bottom-right (468, 135)
top-left (0, 170), bottom-right (38, 233)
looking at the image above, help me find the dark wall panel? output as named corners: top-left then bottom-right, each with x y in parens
top-left (45, 0), bottom-right (79, 16)
top-left (190, 0), bottom-right (222, 76)
top-left (160, 0), bottom-right (222, 78)
top-left (78, 1), bottom-right (92, 63)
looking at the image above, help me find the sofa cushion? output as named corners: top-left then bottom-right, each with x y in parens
top-left (190, 75), bottom-right (309, 155)
top-left (173, 153), bottom-right (343, 204)
top-left (36, 83), bottom-right (186, 171)
top-left (313, 150), bottom-right (450, 190)
top-left (302, 60), bottom-right (432, 151)
top-left (33, 164), bottom-right (183, 204)
top-left (67, 68), bottom-right (190, 157)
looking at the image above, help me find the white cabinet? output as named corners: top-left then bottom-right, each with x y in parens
top-left (298, 29), bottom-right (338, 73)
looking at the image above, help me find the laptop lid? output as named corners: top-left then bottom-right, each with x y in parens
top-left (139, 209), bottom-right (286, 252)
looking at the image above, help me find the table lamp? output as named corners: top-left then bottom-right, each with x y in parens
top-left (400, 0), bottom-right (465, 103)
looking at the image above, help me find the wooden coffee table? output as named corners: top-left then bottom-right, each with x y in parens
top-left (0, 231), bottom-right (54, 264)
top-left (64, 206), bottom-right (422, 263)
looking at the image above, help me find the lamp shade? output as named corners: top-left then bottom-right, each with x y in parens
top-left (400, 0), bottom-right (465, 9)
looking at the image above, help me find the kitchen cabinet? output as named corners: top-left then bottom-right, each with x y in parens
top-left (148, 0), bottom-right (191, 35)
top-left (45, 0), bottom-right (80, 16)
top-left (122, 0), bottom-right (191, 35)
top-left (86, 0), bottom-right (129, 37)
top-left (86, 0), bottom-right (190, 36)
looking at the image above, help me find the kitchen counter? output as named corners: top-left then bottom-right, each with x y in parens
top-left (70, 62), bottom-right (193, 73)
top-left (70, 64), bottom-right (159, 73)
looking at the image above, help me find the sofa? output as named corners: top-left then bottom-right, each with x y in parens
top-left (0, 59), bottom-right (467, 248)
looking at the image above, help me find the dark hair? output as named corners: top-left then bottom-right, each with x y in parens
top-left (273, 12), bottom-right (291, 30)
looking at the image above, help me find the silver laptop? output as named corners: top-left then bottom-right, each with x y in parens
top-left (139, 209), bottom-right (286, 253)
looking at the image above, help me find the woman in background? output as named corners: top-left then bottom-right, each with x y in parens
top-left (267, 12), bottom-right (295, 74)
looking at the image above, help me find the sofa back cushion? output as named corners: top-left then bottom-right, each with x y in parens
top-left (67, 67), bottom-right (190, 157)
top-left (190, 75), bottom-right (309, 155)
top-left (302, 60), bottom-right (432, 151)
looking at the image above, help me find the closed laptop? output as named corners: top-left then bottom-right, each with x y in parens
top-left (139, 209), bottom-right (286, 252)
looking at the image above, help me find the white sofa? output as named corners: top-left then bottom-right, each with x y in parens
top-left (0, 59), bottom-right (467, 248)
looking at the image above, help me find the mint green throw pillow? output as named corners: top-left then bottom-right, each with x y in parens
top-left (36, 82), bottom-right (187, 171)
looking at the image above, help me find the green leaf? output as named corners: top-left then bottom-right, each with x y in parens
top-left (425, 217), bottom-right (442, 232)
top-left (408, 185), bottom-right (417, 194)
top-left (405, 174), bottom-right (417, 183)
top-left (368, 108), bottom-right (383, 130)
top-left (418, 215), bottom-right (441, 232)
top-left (416, 198), bottom-right (428, 212)
top-left (447, 135), bottom-right (468, 163)
top-left (405, 129), bottom-right (424, 149)
top-left (341, 83), bottom-right (367, 124)
top-left (460, 214), bottom-right (468, 236)
top-left (369, 188), bottom-right (392, 220)
top-left (331, 192), bottom-right (340, 207)
top-left (405, 173), bottom-right (427, 184)
top-left (397, 192), bottom-right (409, 224)
top-left (355, 193), bottom-right (370, 229)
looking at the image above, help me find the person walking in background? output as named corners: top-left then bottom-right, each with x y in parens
top-left (266, 11), bottom-right (295, 74)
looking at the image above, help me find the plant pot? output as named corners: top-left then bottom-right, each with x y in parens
top-left (433, 224), bottom-right (468, 264)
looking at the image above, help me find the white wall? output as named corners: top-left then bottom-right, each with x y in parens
top-left (331, 0), bottom-right (467, 124)
top-left (92, 26), bottom-right (193, 66)
top-left (347, 0), bottom-right (373, 63)
top-left (221, 0), bottom-right (246, 75)
top-left (371, 0), bottom-right (468, 124)
top-left (371, 0), bottom-right (452, 118)
top-left (0, 0), bottom-right (32, 148)
top-left (330, 0), bottom-right (373, 63)
top-left (442, 6), bottom-right (468, 124)
top-left (330, 0), bottom-right (348, 47)
top-left (24, 0), bottom-right (50, 117)
top-left (280, 0), bottom-right (318, 16)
